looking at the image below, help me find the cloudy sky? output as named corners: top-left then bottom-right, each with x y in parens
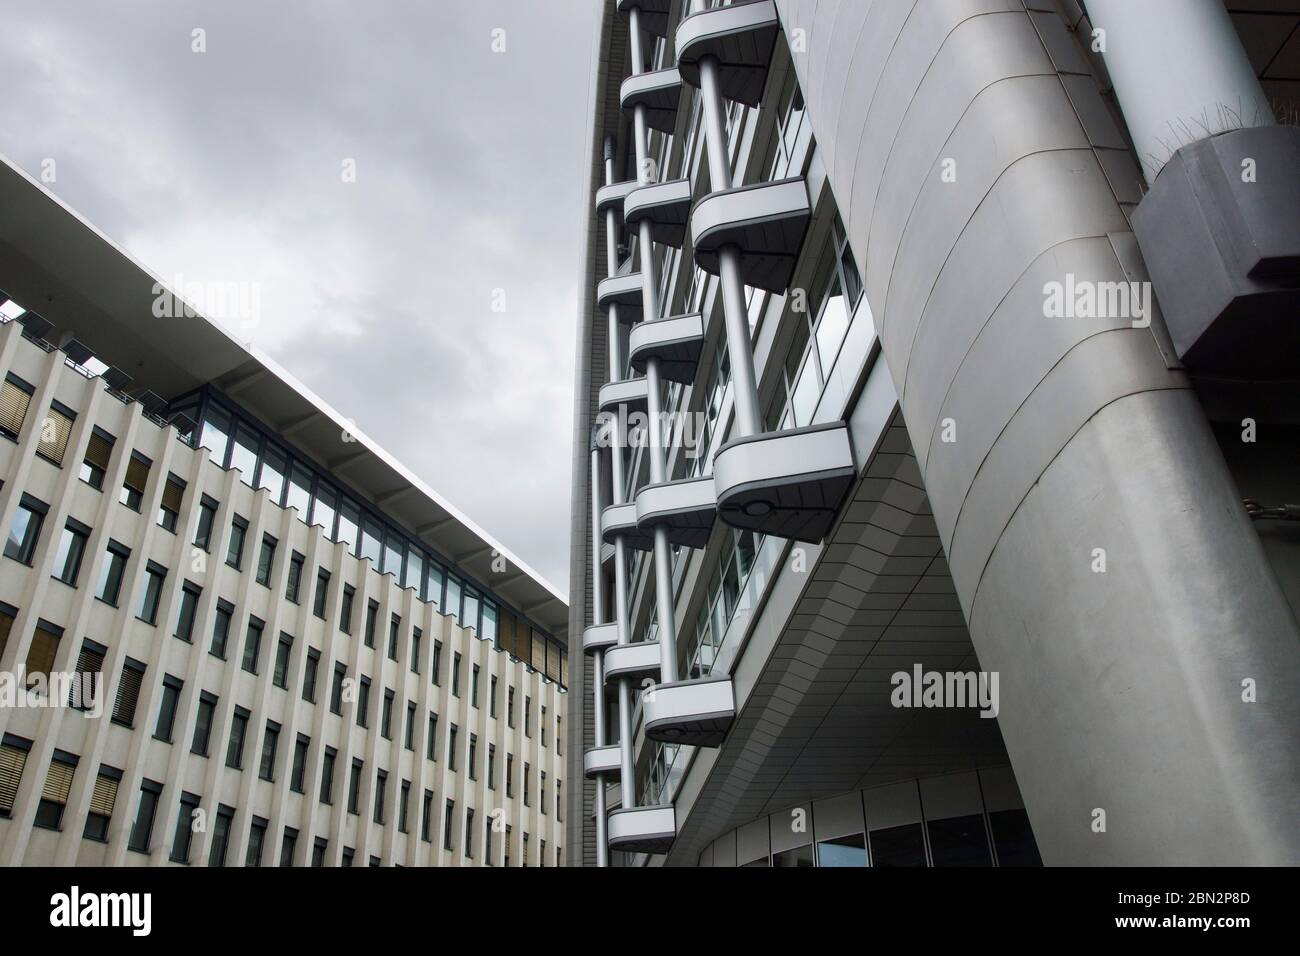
top-left (0, 0), bottom-right (599, 591)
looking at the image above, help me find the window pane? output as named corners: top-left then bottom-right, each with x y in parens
top-left (817, 833), bottom-right (867, 867)
top-left (230, 425), bottom-right (259, 486)
top-left (404, 548), bottom-right (423, 593)
top-left (868, 823), bottom-right (927, 867)
top-left (425, 563), bottom-right (444, 611)
top-left (285, 464), bottom-right (311, 517)
top-left (445, 577), bottom-right (461, 623)
top-left (311, 484), bottom-right (337, 537)
top-left (815, 276), bottom-right (849, 375)
top-left (383, 533), bottom-right (403, 579)
top-left (927, 814), bottom-right (993, 867)
top-left (337, 501), bottom-right (359, 552)
top-left (462, 589), bottom-right (480, 634)
top-left (360, 517), bottom-right (382, 566)
top-left (200, 406), bottom-right (231, 466)
top-left (258, 445), bottom-right (286, 504)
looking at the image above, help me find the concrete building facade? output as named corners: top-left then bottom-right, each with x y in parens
top-left (0, 156), bottom-right (568, 867)
top-left (567, 0), bottom-right (1300, 866)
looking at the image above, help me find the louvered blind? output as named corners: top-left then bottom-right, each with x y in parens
top-left (124, 456), bottom-right (150, 493)
top-left (161, 480), bottom-right (183, 513)
top-left (0, 744), bottom-right (28, 815)
top-left (36, 408), bottom-right (73, 465)
top-left (24, 628), bottom-right (60, 682)
top-left (41, 759), bottom-right (75, 806)
top-left (113, 666), bottom-right (144, 724)
top-left (88, 772), bottom-right (118, 817)
top-left (69, 645), bottom-right (105, 707)
top-left (532, 630), bottom-right (546, 673)
top-left (84, 432), bottom-right (112, 470)
top-left (0, 380), bottom-right (31, 437)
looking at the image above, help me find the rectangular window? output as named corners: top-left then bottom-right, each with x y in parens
top-left (226, 707), bottom-right (249, 769)
top-left (4, 494), bottom-right (45, 565)
top-left (259, 722), bottom-right (280, 781)
top-left (157, 475), bottom-right (184, 532)
top-left (405, 702), bottom-right (416, 751)
top-left (173, 581), bottom-right (201, 642)
top-left (541, 705), bottom-right (548, 746)
top-left (246, 817), bottom-right (267, 867)
top-left (127, 778), bottom-right (162, 853)
top-left (489, 676), bottom-right (498, 718)
top-left (540, 771), bottom-right (547, 815)
top-left (373, 770), bottom-right (387, 824)
top-left (194, 496), bottom-right (218, 551)
top-left (255, 534), bottom-right (276, 586)
top-left (387, 614), bottom-right (400, 661)
top-left (360, 516), bottom-right (382, 567)
top-left (462, 588), bottom-right (480, 634)
top-left (448, 725), bottom-right (458, 772)
top-left (0, 375), bottom-right (32, 440)
top-left (51, 518), bottom-right (89, 586)
top-left (525, 696), bottom-right (532, 738)
top-left (330, 663), bottom-right (346, 715)
top-left (471, 664), bottom-right (480, 708)
top-left (468, 734), bottom-right (478, 781)
top-left (524, 762), bottom-right (530, 806)
top-left (507, 687), bottom-right (515, 728)
top-left (285, 552), bottom-right (304, 603)
top-left (209, 805), bottom-right (234, 866)
top-left (94, 538), bottom-right (129, 606)
top-left (451, 653), bottom-right (461, 698)
top-left (286, 463), bottom-right (311, 517)
top-left (273, 633), bottom-right (293, 689)
top-left (170, 792), bottom-right (200, 863)
top-left (154, 675), bottom-right (182, 742)
top-left (291, 735), bottom-right (309, 793)
top-left (80, 427), bottom-right (113, 489)
top-left (421, 790), bottom-right (433, 842)
top-left (425, 562), bottom-right (444, 611)
top-left (381, 688), bottom-right (394, 740)
top-left (111, 658), bottom-right (146, 727)
top-left (313, 568), bottom-right (330, 619)
top-left (364, 600), bottom-right (378, 647)
top-left (320, 747), bottom-right (337, 805)
top-left (443, 799), bottom-right (455, 850)
top-left (427, 713), bottom-right (438, 761)
top-left (136, 561), bottom-right (166, 625)
top-left (312, 838), bottom-right (327, 868)
top-left (210, 599), bottom-right (233, 658)
top-left (356, 677), bottom-right (370, 728)
top-left (119, 451), bottom-right (150, 511)
top-left (410, 627), bottom-right (422, 674)
top-left (191, 692), bottom-right (217, 756)
top-left (258, 445), bottom-right (286, 504)
top-left (280, 827), bottom-right (298, 867)
top-left (0, 736), bottom-right (32, 818)
top-left (230, 424), bottom-right (258, 486)
top-left (341, 847), bottom-right (354, 867)
top-left (347, 759), bottom-right (363, 815)
top-left (465, 807), bottom-right (475, 859)
top-left (340, 585), bottom-right (355, 634)
top-left (25, 620), bottom-right (62, 689)
top-left (82, 766), bottom-right (120, 841)
top-left (302, 648), bottom-right (319, 702)
top-left (445, 576), bottom-right (461, 624)
top-left (487, 744), bottom-right (496, 791)
top-left (431, 640), bottom-right (443, 685)
top-left (34, 751), bottom-right (77, 830)
top-left (225, 516), bottom-right (247, 569)
top-left (69, 640), bottom-right (104, 712)
top-left (241, 617), bottom-right (264, 674)
top-left (485, 822), bottom-right (493, 866)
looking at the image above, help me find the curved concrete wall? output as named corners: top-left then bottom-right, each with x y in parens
top-left (775, 0), bottom-right (1300, 864)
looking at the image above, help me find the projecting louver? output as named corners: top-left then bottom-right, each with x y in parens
top-left (124, 455), bottom-right (150, 496)
top-left (113, 665), bottom-right (145, 725)
top-left (41, 759), bottom-right (75, 808)
top-left (0, 743), bottom-right (29, 816)
top-left (61, 339), bottom-right (94, 365)
top-left (36, 407), bottom-right (73, 465)
top-left (0, 379), bottom-right (32, 438)
top-left (88, 772), bottom-right (119, 817)
top-left (532, 630), bottom-right (546, 674)
top-left (84, 431), bottom-right (113, 472)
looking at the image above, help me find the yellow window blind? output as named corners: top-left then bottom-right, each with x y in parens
top-left (88, 772), bottom-right (118, 817)
top-left (0, 379), bottom-right (31, 437)
top-left (0, 744), bottom-right (28, 815)
top-left (84, 431), bottom-right (112, 470)
top-left (24, 626), bottom-right (60, 684)
top-left (124, 455), bottom-right (150, 494)
top-left (36, 407), bottom-right (73, 465)
top-left (41, 759), bottom-right (75, 806)
top-left (161, 479), bottom-right (184, 514)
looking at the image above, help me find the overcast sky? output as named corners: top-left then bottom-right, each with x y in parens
top-left (0, 0), bottom-right (599, 591)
